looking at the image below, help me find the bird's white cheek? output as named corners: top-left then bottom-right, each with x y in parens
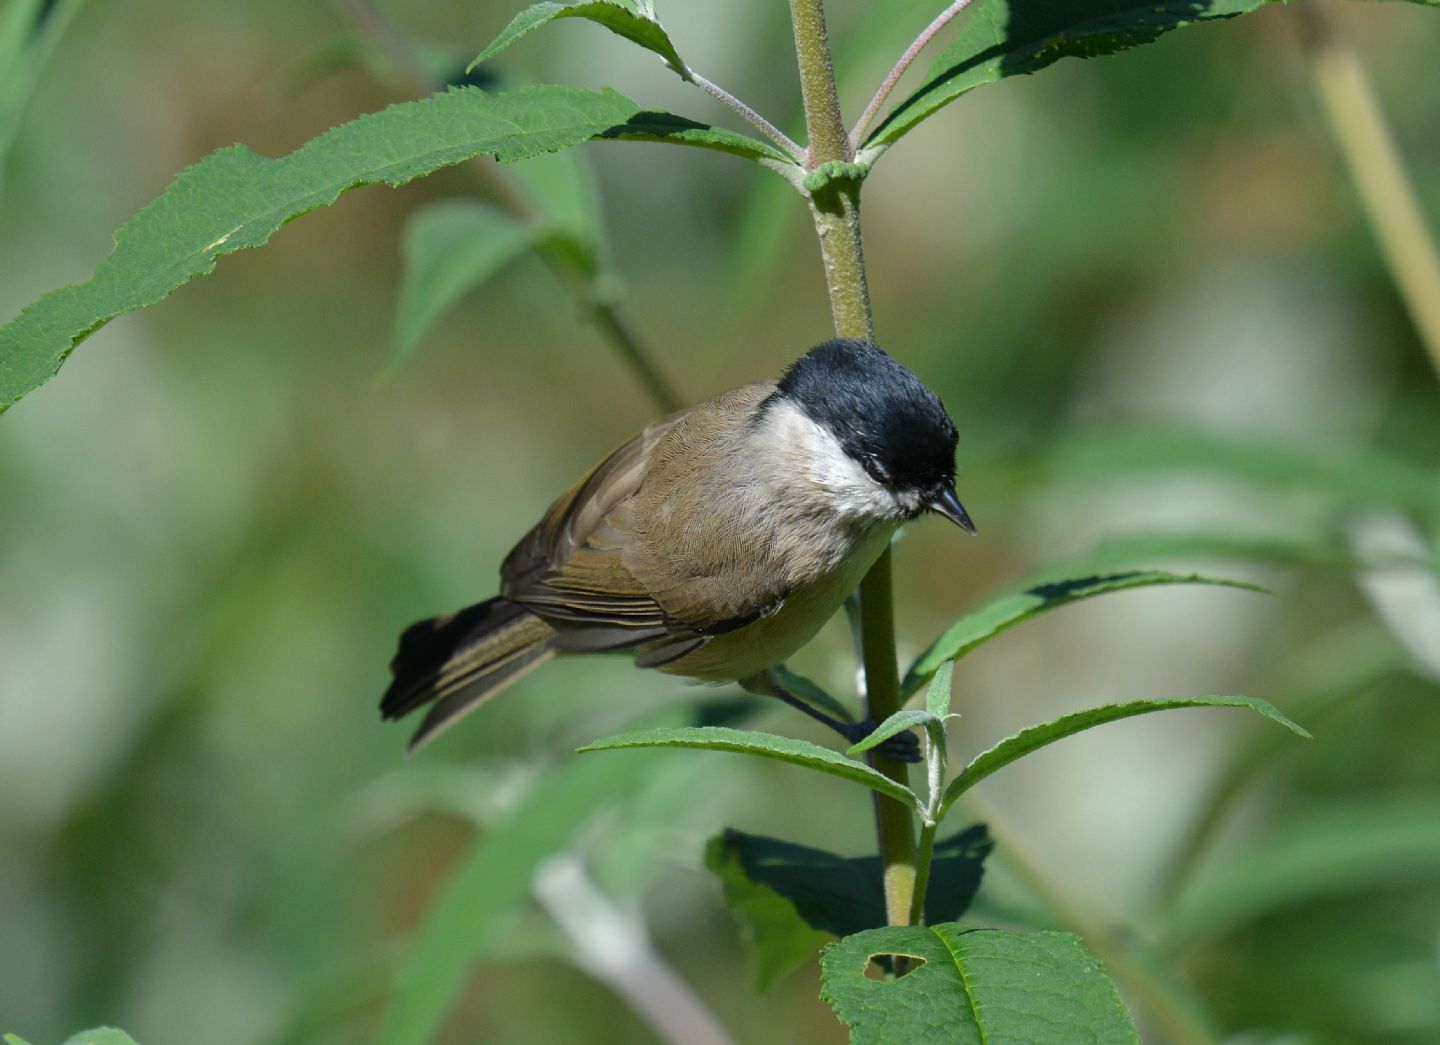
top-left (762, 401), bottom-right (908, 522)
top-left (808, 437), bottom-right (905, 521)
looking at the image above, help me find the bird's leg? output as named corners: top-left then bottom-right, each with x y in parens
top-left (743, 670), bottom-right (922, 763)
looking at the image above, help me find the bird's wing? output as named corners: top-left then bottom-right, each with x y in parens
top-left (500, 382), bottom-right (790, 642)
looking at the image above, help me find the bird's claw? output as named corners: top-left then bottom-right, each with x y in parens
top-left (843, 719), bottom-right (923, 763)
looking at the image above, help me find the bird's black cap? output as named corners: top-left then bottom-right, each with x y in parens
top-left (774, 338), bottom-right (961, 511)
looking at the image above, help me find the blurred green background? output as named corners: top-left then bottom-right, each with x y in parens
top-left (2, 0), bottom-right (1439, 1042)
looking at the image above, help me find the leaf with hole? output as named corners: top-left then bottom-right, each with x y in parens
top-left (820, 924), bottom-right (1138, 1044)
top-left (939, 695), bottom-right (1308, 816)
top-left (902, 570), bottom-right (1265, 697)
top-left (707, 825), bottom-right (992, 990)
top-left (470, 1), bottom-right (689, 80)
top-left (386, 201), bottom-right (545, 374)
top-left (579, 725), bottom-right (920, 810)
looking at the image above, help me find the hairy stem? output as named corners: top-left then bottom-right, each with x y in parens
top-left (333, 0), bottom-right (681, 413)
top-left (790, 0), bottom-right (916, 929)
top-left (1298, 0), bottom-right (1440, 380)
top-left (856, 549), bottom-right (918, 926)
top-left (789, 0), bottom-right (852, 167)
top-left (907, 721), bottom-right (948, 925)
top-left (688, 70), bottom-right (805, 162)
top-left (850, 0), bottom-right (977, 149)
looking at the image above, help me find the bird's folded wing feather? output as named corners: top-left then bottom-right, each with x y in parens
top-left (500, 383), bottom-right (789, 639)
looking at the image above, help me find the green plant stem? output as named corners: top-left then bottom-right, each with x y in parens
top-left (807, 188), bottom-right (874, 342)
top-left (857, 552), bottom-right (919, 926)
top-left (907, 819), bottom-right (938, 925)
top-left (907, 720), bottom-right (948, 925)
top-left (1298, 0), bottom-right (1440, 380)
top-left (788, 0), bottom-right (852, 168)
top-left (790, 0), bottom-right (916, 930)
top-left (963, 793), bottom-right (1221, 1045)
top-left (333, 0), bottom-right (681, 414)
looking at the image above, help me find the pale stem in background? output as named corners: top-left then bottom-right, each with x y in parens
top-left (849, 0), bottom-right (978, 149)
top-left (1348, 511), bottom-right (1440, 682)
top-left (1299, 0), bottom-right (1440, 380)
top-left (534, 854), bottom-right (735, 1045)
top-left (333, 0), bottom-right (682, 414)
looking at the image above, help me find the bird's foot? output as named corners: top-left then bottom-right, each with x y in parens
top-left (840, 718), bottom-right (922, 763)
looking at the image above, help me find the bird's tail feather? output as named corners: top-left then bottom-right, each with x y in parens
top-left (381, 597), bottom-right (557, 750)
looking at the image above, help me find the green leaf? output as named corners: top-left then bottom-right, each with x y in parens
top-left (0, 84), bottom-right (643, 412)
top-left (705, 832), bottom-right (833, 991)
top-left (470, 1), bottom-right (689, 79)
top-left (707, 826), bottom-right (992, 990)
top-left (1080, 529), bottom-right (1375, 573)
top-left (377, 747), bottom-right (668, 1045)
top-left (846, 709), bottom-right (937, 757)
top-left (578, 725), bottom-right (920, 810)
top-left (820, 924), bottom-right (1138, 1044)
top-left (939, 696), bottom-right (1308, 816)
top-left (801, 159), bottom-right (868, 193)
top-left (1018, 427), bottom-right (1440, 522)
top-left (60, 1032), bottom-right (142, 1045)
top-left (1163, 799), bottom-right (1440, 949)
top-left (0, 0), bottom-right (88, 207)
top-left (770, 663), bottom-right (856, 724)
top-left (3, 1035), bottom-right (32, 1045)
top-left (902, 571), bottom-right (1265, 697)
top-left (866, 0), bottom-right (1275, 153)
top-left (506, 149), bottom-right (603, 260)
top-left (386, 201), bottom-right (543, 373)
top-left (596, 109), bottom-right (799, 168)
top-left (926, 662), bottom-right (954, 719)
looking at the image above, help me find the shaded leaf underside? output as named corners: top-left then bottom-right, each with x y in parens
top-left (708, 825), bottom-right (994, 988)
top-left (868, 0), bottom-right (1275, 151)
top-left (869, 0), bottom-right (1440, 151)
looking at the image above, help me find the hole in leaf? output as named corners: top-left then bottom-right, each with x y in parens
top-left (865, 953), bottom-right (926, 981)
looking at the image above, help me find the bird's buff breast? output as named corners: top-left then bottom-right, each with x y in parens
top-left (652, 523), bottom-right (896, 683)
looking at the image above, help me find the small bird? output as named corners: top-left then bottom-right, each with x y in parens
top-left (381, 338), bottom-right (974, 757)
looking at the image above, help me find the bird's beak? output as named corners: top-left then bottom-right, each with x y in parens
top-left (929, 484), bottom-right (977, 534)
